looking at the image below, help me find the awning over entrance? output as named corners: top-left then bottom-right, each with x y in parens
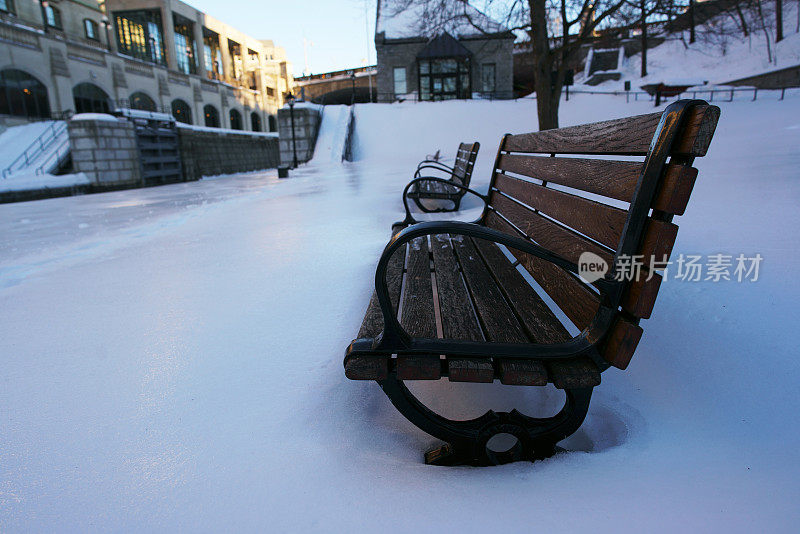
top-left (416, 33), bottom-right (472, 59)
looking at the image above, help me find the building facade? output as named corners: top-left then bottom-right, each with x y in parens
top-left (0, 0), bottom-right (293, 131)
top-left (374, 0), bottom-right (514, 103)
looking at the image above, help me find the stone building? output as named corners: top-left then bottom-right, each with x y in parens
top-left (294, 65), bottom-right (377, 104)
top-left (374, 0), bottom-right (514, 103)
top-left (0, 0), bottom-right (293, 131)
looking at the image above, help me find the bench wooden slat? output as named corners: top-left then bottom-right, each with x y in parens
top-left (430, 234), bottom-right (483, 341)
top-left (600, 316), bottom-right (643, 370)
top-left (347, 243), bottom-right (406, 380)
top-left (450, 235), bottom-right (528, 343)
top-left (504, 105), bottom-right (719, 158)
top-left (493, 173), bottom-right (627, 249)
top-left (447, 358), bottom-right (494, 383)
top-left (548, 357), bottom-right (601, 389)
top-left (498, 154), bottom-right (698, 215)
top-left (398, 237), bottom-right (440, 380)
top-left (357, 245), bottom-right (406, 339)
top-left (397, 355), bottom-right (441, 380)
top-left (498, 360), bottom-right (548, 386)
top-left (490, 193), bottom-right (614, 264)
top-left (489, 194), bottom-right (664, 320)
top-left (485, 211), bottom-right (600, 329)
top-left (469, 238), bottom-right (562, 387)
top-left (471, 238), bottom-right (570, 344)
top-left (401, 237), bottom-right (436, 338)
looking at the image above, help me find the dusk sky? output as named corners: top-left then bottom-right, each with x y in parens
top-left (187, 0), bottom-right (378, 76)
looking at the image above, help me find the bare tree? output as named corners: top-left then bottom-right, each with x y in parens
top-left (392, 0), bottom-right (632, 129)
top-left (617, 0), bottom-right (667, 77)
top-left (515, 0), bottom-right (634, 129)
top-left (775, 0), bottom-right (783, 41)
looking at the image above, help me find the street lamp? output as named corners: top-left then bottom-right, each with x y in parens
top-left (101, 15), bottom-right (112, 52)
top-left (286, 92), bottom-right (298, 168)
top-left (39, 0), bottom-right (49, 33)
top-left (350, 72), bottom-right (356, 105)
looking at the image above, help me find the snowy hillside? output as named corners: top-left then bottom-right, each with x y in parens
top-left (0, 94), bottom-right (798, 530)
top-left (605, 2), bottom-right (800, 86)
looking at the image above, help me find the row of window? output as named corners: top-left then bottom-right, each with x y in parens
top-left (115, 9), bottom-right (271, 85)
top-left (392, 62), bottom-right (497, 100)
top-left (0, 68), bottom-right (277, 131)
top-left (1, 3), bottom-right (279, 93)
top-left (0, 1), bottom-right (101, 42)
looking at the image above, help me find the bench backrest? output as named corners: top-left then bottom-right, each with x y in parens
top-left (484, 100), bottom-right (720, 369)
top-left (451, 142), bottom-right (480, 187)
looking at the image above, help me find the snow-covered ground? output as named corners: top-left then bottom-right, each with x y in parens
top-left (309, 105), bottom-right (351, 165)
top-left (605, 3), bottom-right (800, 87)
top-left (1, 94), bottom-right (799, 531)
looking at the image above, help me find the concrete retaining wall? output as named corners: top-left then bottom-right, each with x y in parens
top-left (277, 106), bottom-right (321, 165)
top-left (725, 65), bottom-right (800, 89)
top-left (177, 128), bottom-right (280, 181)
top-left (68, 117), bottom-right (142, 187)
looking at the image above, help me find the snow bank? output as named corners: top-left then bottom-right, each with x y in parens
top-left (308, 105), bottom-right (351, 165)
top-left (71, 113), bottom-right (121, 123)
top-left (176, 122), bottom-right (278, 137)
top-left (0, 121), bottom-right (59, 171)
top-left (605, 3), bottom-right (800, 88)
top-left (0, 172), bottom-right (90, 193)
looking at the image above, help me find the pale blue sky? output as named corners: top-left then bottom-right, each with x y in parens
top-left (187, 0), bottom-right (378, 76)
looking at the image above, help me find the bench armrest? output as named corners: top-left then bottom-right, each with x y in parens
top-left (416, 160), bottom-right (454, 173)
top-left (399, 177), bottom-right (488, 227)
top-left (414, 163), bottom-right (455, 179)
top-left (371, 220), bottom-right (622, 359)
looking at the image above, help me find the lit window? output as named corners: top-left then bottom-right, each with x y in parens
top-left (45, 5), bottom-right (62, 30)
top-left (173, 15), bottom-right (197, 75)
top-left (84, 19), bottom-right (99, 41)
top-left (203, 28), bottom-right (223, 80)
top-left (0, 0), bottom-right (16, 15)
top-left (114, 10), bottom-right (166, 66)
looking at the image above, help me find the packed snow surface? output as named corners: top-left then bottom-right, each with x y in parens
top-left (0, 172), bottom-right (90, 193)
top-left (1, 94), bottom-right (799, 531)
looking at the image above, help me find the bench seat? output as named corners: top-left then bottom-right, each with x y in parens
top-left (347, 229), bottom-right (601, 389)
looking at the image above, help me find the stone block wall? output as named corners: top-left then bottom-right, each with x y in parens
top-left (277, 106), bottom-right (321, 165)
top-left (376, 36), bottom-right (515, 102)
top-left (68, 117), bottom-right (142, 187)
top-left (177, 128), bottom-right (280, 181)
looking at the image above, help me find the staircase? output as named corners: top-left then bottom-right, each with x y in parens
top-left (1, 121), bottom-right (71, 178)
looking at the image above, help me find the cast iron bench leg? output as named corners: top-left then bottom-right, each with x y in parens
top-left (378, 375), bottom-right (593, 466)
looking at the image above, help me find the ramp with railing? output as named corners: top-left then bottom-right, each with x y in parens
top-left (1, 121), bottom-right (70, 178)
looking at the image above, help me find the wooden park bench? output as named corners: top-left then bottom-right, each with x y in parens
top-left (405, 142), bottom-right (479, 212)
top-left (345, 100), bottom-right (720, 466)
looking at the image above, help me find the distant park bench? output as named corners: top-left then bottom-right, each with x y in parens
top-left (345, 100), bottom-right (720, 466)
top-left (405, 142), bottom-right (479, 212)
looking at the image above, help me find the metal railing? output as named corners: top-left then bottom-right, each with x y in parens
top-left (564, 85), bottom-right (799, 103)
top-left (372, 91), bottom-right (518, 103)
top-left (34, 135), bottom-right (71, 176)
top-left (1, 120), bottom-right (68, 178)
